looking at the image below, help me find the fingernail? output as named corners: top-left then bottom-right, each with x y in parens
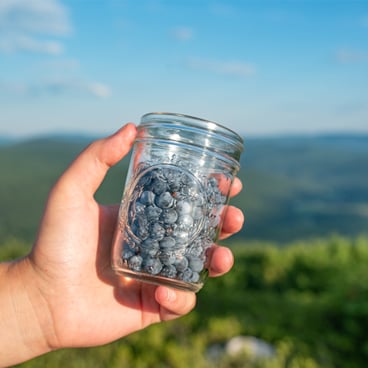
top-left (166, 288), bottom-right (177, 302)
top-left (113, 122), bottom-right (136, 136)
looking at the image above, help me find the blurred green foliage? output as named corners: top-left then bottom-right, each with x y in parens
top-left (2, 235), bottom-right (368, 368)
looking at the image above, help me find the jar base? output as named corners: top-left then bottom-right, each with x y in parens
top-left (112, 265), bottom-right (204, 293)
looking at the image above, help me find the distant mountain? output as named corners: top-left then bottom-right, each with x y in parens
top-left (0, 133), bottom-right (367, 244)
top-left (0, 136), bottom-right (17, 146)
top-left (237, 134), bottom-right (368, 242)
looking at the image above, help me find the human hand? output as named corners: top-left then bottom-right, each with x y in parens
top-left (4, 123), bottom-right (244, 364)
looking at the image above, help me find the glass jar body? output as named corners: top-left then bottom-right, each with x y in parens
top-left (111, 113), bottom-right (243, 292)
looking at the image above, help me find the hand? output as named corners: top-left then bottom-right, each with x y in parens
top-left (1, 123), bottom-right (244, 365)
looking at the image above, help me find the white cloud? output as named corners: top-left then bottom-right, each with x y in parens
top-left (187, 57), bottom-right (257, 77)
top-left (0, 0), bottom-right (71, 35)
top-left (0, 79), bottom-right (112, 99)
top-left (87, 82), bottom-right (112, 98)
top-left (0, 0), bottom-right (70, 55)
top-left (0, 1), bottom-right (112, 101)
top-left (41, 58), bottom-right (80, 71)
top-left (0, 34), bottom-right (63, 54)
top-left (172, 26), bottom-right (194, 41)
top-left (43, 80), bottom-right (112, 98)
top-left (335, 48), bottom-right (368, 64)
top-left (0, 81), bottom-right (28, 95)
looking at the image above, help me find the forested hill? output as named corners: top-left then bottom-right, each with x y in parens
top-left (0, 133), bottom-right (367, 244)
top-left (239, 134), bottom-right (368, 241)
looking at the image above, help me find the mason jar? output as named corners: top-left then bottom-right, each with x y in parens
top-left (111, 112), bottom-right (243, 292)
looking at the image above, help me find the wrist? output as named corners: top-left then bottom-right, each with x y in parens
top-left (0, 257), bottom-right (56, 366)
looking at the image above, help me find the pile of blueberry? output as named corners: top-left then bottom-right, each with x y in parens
top-left (121, 165), bottom-right (227, 285)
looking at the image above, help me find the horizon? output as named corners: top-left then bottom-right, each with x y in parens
top-left (2, 128), bottom-right (368, 144)
top-left (1, 1), bottom-right (368, 137)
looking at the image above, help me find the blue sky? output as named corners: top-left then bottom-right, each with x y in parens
top-left (0, 0), bottom-right (367, 137)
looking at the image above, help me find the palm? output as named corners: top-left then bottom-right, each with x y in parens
top-left (32, 194), bottom-right (166, 348)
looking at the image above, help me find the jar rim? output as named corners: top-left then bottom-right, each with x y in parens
top-left (141, 112), bottom-right (244, 152)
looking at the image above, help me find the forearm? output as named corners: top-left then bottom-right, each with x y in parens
top-left (0, 258), bottom-right (53, 367)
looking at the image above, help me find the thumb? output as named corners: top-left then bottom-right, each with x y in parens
top-left (50, 123), bottom-right (137, 204)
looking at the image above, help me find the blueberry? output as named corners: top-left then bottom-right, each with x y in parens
top-left (145, 205), bottom-right (162, 222)
top-left (180, 174), bottom-right (191, 186)
top-left (161, 208), bottom-right (178, 224)
top-left (174, 256), bottom-right (189, 272)
top-left (122, 246), bottom-right (135, 260)
top-left (152, 177), bottom-right (167, 195)
top-left (159, 251), bottom-right (176, 265)
top-left (191, 206), bottom-right (203, 220)
top-left (143, 257), bottom-right (163, 275)
top-left (141, 238), bottom-right (160, 250)
top-left (178, 214), bottom-right (194, 230)
top-left (176, 200), bottom-right (192, 215)
top-left (137, 173), bottom-right (153, 187)
top-left (132, 217), bottom-right (149, 240)
top-left (188, 256), bottom-right (204, 272)
top-left (163, 169), bottom-right (182, 191)
top-left (163, 223), bottom-right (176, 236)
top-left (134, 201), bottom-right (146, 215)
top-left (168, 177), bottom-right (181, 192)
top-left (177, 268), bottom-right (193, 282)
top-left (141, 247), bottom-right (159, 258)
top-left (190, 271), bottom-right (200, 283)
top-left (139, 190), bottom-right (155, 205)
top-left (128, 255), bottom-right (143, 271)
top-left (172, 229), bottom-right (189, 245)
top-left (160, 265), bottom-right (177, 278)
top-left (187, 242), bottom-right (204, 258)
top-left (139, 214), bottom-right (149, 227)
top-left (155, 192), bottom-right (174, 208)
top-left (160, 237), bottom-right (176, 249)
top-left (150, 223), bottom-right (165, 240)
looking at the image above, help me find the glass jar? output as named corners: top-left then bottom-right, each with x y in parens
top-left (111, 112), bottom-right (243, 292)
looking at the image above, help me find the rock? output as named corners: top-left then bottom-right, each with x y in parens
top-left (225, 336), bottom-right (275, 359)
top-left (206, 335), bottom-right (275, 362)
